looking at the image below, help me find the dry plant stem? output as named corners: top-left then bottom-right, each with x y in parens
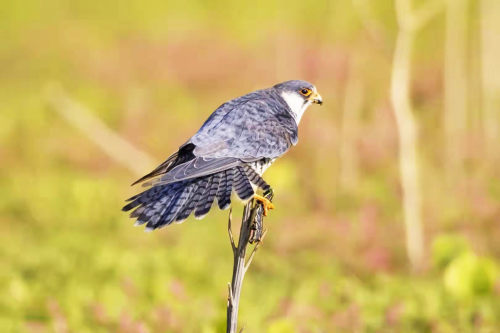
top-left (391, 0), bottom-right (442, 270)
top-left (480, 0), bottom-right (500, 159)
top-left (391, 26), bottom-right (424, 271)
top-left (45, 83), bottom-right (155, 176)
top-left (227, 202), bottom-right (265, 333)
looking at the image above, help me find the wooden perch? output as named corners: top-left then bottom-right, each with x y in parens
top-left (226, 198), bottom-right (269, 333)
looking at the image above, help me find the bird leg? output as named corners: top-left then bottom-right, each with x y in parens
top-left (249, 189), bottom-right (274, 244)
top-left (252, 194), bottom-right (274, 216)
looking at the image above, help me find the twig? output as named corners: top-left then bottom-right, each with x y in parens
top-left (244, 229), bottom-right (267, 273)
top-left (227, 283), bottom-right (234, 305)
top-left (226, 199), bottom-right (269, 333)
top-left (228, 208), bottom-right (237, 253)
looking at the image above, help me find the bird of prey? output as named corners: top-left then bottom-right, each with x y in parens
top-left (123, 80), bottom-right (322, 230)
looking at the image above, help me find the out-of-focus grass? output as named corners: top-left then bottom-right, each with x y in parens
top-left (1, 0), bottom-right (500, 332)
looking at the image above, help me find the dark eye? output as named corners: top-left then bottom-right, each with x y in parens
top-left (300, 88), bottom-right (311, 96)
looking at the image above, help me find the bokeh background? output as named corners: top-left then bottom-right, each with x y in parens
top-left (2, 0), bottom-right (500, 332)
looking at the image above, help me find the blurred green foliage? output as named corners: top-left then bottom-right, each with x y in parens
top-left (444, 252), bottom-right (498, 300)
top-left (432, 234), bottom-right (470, 270)
top-left (1, 0), bottom-right (500, 332)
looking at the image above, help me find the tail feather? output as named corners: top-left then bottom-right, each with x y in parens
top-left (141, 192), bottom-right (178, 226)
top-left (174, 182), bottom-right (201, 222)
top-left (148, 185), bottom-right (185, 226)
top-left (192, 176), bottom-right (215, 218)
top-left (194, 173), bottom-right (220, 218)
top-left (133, 182), bottom-right (183, 226)
top-left (187, 177), bottom-right (210, 214)
top-left (152, 183), bottom-right (195, 228)
top-left (242, 165), bottom-right (270, 191)
top-left (234, 167), bottom-right (254, 200)
top-left (134, 196), bottom-right (165, 224)
top-left (123, 186), bottom-right (161, 211)
top-left (217, 169), bottom-right (233, 209)
top-left (128, 187), bottom-right (167, 219)
top-left (216, 171), bottom-right (227, 209)
top-left (194, 176), bottom-right (213, 218)
top-left (124, 164), bottom-right (272, 230)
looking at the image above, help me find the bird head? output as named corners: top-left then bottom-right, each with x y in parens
top-left (273, 80), bottom-right (322, 124)
top-left (273, 80), bottom-right (323, 105)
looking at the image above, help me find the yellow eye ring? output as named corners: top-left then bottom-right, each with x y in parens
top-left (299, 88), bottom-right (312, 96)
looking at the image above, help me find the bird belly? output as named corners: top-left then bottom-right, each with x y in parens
top-left (248, 158), bottom-right (276, 176)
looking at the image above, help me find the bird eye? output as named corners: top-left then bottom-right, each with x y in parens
top-left (300, 88), bottom-right (312, 96)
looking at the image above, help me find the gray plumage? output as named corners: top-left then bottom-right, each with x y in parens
top-left (123, 80), bottom-right (322, 230)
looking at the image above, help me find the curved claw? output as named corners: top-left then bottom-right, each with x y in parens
top-left (253, 194), bottom-right (275, 216)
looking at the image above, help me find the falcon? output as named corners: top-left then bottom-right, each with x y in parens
top-left (123, 80), bottom-right (322, 230)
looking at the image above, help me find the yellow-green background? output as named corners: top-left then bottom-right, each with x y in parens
top-left (1, 0), bottom-right (500, 332)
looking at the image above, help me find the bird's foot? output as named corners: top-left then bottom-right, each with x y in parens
top-left (253, 194), bottom-right (274, 216)
top-left (263, 187), bottom-right (274, 201)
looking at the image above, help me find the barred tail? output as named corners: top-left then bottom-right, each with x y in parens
top-left (123, 166), bottom-right (269, 230)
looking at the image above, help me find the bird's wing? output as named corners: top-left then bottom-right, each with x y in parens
top-left (191, 91), bottom-right (298, 159)
top-left (131, 142), bottom-right (197, 186)
top-left (131, 151), bottom-right (178, 185)
top-left (146, 156), bottom-right (241, 186)
top-left (134, 91), bottom-right (298, 186)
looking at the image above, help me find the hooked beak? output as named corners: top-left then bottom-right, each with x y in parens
top-left (308, 91), bottom-right (323, 105)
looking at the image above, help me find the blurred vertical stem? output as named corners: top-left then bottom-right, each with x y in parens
top-left (391, 0), bottom-right (443, 270)
top-left (226, 202), bottom-right (264, 333)
top-left (444, 0), bottom-right (468, 180)
top-left (480, 0), bottom-right (500, 160)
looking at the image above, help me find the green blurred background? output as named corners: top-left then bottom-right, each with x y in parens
top-left (2, 0), bottom-right (500, 332)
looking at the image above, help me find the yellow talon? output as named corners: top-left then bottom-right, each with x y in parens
top-left (253, 194), bottom-right (275, 216)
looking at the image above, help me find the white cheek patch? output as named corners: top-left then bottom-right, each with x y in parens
top-left (280, 91), bottom-right (312, 124)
